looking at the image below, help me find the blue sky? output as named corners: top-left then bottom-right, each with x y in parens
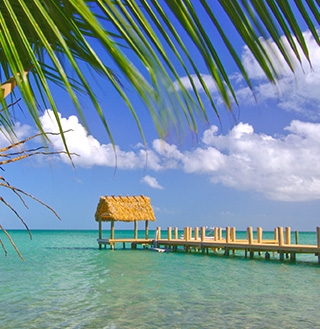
top-left (2, 7), bottom-right (320, 232)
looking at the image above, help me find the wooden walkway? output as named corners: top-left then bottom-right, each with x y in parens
top-left (98, 226), bottom-right (320, 263)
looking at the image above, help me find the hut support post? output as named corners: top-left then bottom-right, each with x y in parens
top-left (145, 220), bottom-right (149, 240)
top-left (111, 219), bottom-right (114, 240)
top-left (99, 219), bottom-right (102, 249)
top-left (134, 220), bottom-right (138, 240)
top-left (317, 227), bottom-right (320, 263)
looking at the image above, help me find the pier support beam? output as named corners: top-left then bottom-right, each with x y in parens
top-left (134, 220), bottom-right (137, 240)
top-left (111, 219), bottom-right (115, 240)
top-left (99, 219), bottom-right (102, 249)
top-left (145, 220), bottom-right (149, 239)
top-left (290, 252), bottom-right (296, 262)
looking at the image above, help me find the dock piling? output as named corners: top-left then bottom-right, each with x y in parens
top-left (226, 227), bottom-right (230, 243)
top-left (194, 227), bottom-right (199, 241)
top-left (167, 227), bottom-right (172, 241)
top-left (278, 227), bottom-right (284, 246)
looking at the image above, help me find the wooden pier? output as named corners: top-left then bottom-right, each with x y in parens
top-left (98, 226), bottom-right (320, 264)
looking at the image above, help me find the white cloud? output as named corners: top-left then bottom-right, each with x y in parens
top-left (239, 31), bottom-right (320, 119)
top-left (39, 110), bottom-right (161, 170)
top-left (151, 122), bottom-right (320, 202)
top-left (0, 122), bottom-right (33, 149)
top-left (174, 74), bottom-right (218, 93)
top-left (141, 175), bottom-right (164, 189)
top-left (14, 110), bottom-right (320, 202)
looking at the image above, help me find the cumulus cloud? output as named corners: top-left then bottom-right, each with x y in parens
top-left (174, 121), bottom-right (320, 202)
top-left (39, 110), bottom-right (161, 170)
top-left (141, 175), bottom-right (164, 189)
top-left (14, 110), bottom-right (319, 202)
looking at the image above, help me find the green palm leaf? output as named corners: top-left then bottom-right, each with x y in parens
top-left (0, 0), bottom-right (319, 147)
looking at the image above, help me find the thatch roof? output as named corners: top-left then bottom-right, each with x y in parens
top-left (95, 195), bottom-right (156, 222)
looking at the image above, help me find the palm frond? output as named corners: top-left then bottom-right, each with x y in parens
top-left (0, 0), bottom-right (319, 145)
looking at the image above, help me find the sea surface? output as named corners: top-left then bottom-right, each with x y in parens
top-left (1, 230), bottom-right (320, 329)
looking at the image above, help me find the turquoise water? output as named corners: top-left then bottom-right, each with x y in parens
top-left (1, 230), bottom-right (320, 329)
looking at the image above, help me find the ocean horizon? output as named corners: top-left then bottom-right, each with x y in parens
top-left (2, 230), bottom-right (320, 328)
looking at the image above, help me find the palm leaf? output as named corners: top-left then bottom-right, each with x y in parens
top-left (0, 0), bottom-right (319, 146)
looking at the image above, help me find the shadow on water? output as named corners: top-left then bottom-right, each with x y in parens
top-left (44, 247), bottom-right (98, 251)
top-left (45, 246), bottom-right (320, 267)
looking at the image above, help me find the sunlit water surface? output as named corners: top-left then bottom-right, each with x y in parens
top-left (1, 230), bottom-right (320, 329)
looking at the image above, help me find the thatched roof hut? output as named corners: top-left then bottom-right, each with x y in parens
top-left (95, 195), bottom-right (156, 246)
top-left (95, 195), bottom-right (156, 222)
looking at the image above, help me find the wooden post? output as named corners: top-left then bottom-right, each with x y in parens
top-left (285, 227), bottom-right (291, 245)
top-left (189, 227), bottom-right (192, 240)
top-left (167, 227), bottom-right (172, 241)
top-left (226, 227), bottom-right (230, 243)
top-left (194, 227), bottom-right (199, 241)
top-left (214, 227), bottom-right (218, 241)
top-left (174, 227), bottom-right (178, 240)
top-left (247, 227), bottom-right (253, 245)
top-left (274, 228), bottom-right (278, 243)
top-left (99, 218), bottom-right (102, 250)
top-left (111, 219), bottom-right (115, 240)
top-left (231, 227), bottom-right (236, 242)
top-left (201, 226), bottom-right (205, 242)
top-left (157, 226), bottom-right (161, 240)
top-left (278, 227), bottom-right (284, 246)
top-left (317, 227), bottom-right (320, 263)
top-left (295, 231), bottom-right (299, 245)
top-left (184, 227), bottom-right (188, 241)
top-left (145, 220), bottom-right (149, 239)
top-left (257, 227), bottom-right (262, 244)
top-left (134, 220), bottom-right (137, 240)
top-left (247, 227), bottom-right (253, 258)
top-left (218, 227), bottom-right (222, 240)
top-left (247, 227), bottom-right (254, 260)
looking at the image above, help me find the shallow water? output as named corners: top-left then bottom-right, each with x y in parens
top-left (1, 230), bottom-right (320, 329)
